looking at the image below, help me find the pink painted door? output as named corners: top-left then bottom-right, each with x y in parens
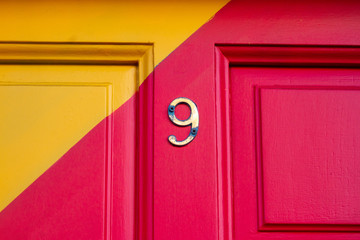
top-left (154, 1), bottom-right (360, 238)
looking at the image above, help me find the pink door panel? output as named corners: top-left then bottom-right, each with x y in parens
top-left (216, 46), bottom-right (360, 239)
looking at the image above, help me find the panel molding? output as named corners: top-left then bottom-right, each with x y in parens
top-left (254, 85), bottom-right (360, 232)
top-left (215, 45), bottom-right (360, 236)
top-left (0, 42), bottom-right (153, 89)
top-left (0, 42), bottom-right (154, 240)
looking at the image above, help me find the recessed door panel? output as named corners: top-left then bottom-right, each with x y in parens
top-left (259, 86), bottom-right (360, 226)
top-left (0, 43), bottom-right (153, 240)
top-left (230, 66), bottom-right (360, 238)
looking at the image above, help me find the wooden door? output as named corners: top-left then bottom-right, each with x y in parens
top-left (1, 1), bottom-right (360, 240)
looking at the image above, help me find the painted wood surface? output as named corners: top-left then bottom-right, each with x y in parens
top-left (216, 46), bottom-right (360, 239)
top-left (0, 44), bottom-right (154, 240)
top-left (153, 1), bottom-right (360, 239)
top-left (0, 44), bottom-right (152, 215)
top-left (0, 1), bottom-right (229, 214)
top-left (1, 0), bottom-right (360, 240)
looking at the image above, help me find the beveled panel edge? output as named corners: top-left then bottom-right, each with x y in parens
top-left (0, 42), bottom-right (154, 86)
top-left (215, 46), bottom-right (233, 240)
top-left (216, 44), bottom-right (360, 67)
top-left (254, 85), bottom-right (360, 232)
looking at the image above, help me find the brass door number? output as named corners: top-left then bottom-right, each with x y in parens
top-left (168, 97), bottom-right (199, 147)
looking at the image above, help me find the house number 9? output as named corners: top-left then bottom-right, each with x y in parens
top-left (168, 97), bottom-right (199, 147)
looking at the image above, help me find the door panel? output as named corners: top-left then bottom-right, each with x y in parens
top-left (258, 84), bottom-right (360, 226)
top-left (216, 46), bottom-right (360, 239)
top-left (0, 43), bottom-right (153, 239)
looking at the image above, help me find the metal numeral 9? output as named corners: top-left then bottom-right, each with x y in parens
top-left (168, 97), bottom-right (199, 147)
